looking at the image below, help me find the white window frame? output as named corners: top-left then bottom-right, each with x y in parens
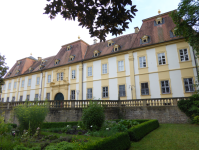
top-left (20, 96), bottom-right (23, 101)
top-left (139, 56), bottom-right (146, 68)
top-left (184, 78), bottom-right (194, 92)
top-left (8, 83), bottom-right (11, 90)
top-left (46, 93), bottom-right (50, 100)
top-left (60, 72), bottom-right (64, 80)
top-left (12, 96), bottom-right (15, 102)
top-left (28, 79), bottom-right (31, 86)
top-left (87, 88), bottom-right (92, 99)
top-left (72, 70), bottom-right (76, 79)
top-left (14, 82), bottom-right (17, 89)
top-left (88, 67), bottom-right (92, 76)
top-left (21, 80), bottom-right (25, 88)
top-left (161, 80), bottom-right (170, 94)
top-left (141, 83), bottom-right (149, 95)
top-left (48, 75), bottom-right (51, 83)
top-left (158, 53), bottom-right (166, 65)
top-left (102, 87), bottom-right (108, 98)
top-left (179, 49), bottom-right (189, 62)
top-left (57, 73), bottom-right (60, 81)
top-left (102, 64), bottom-right (107, 74)
top-left (119, 85), bottom-right (126, 97)
top-left (35, 94), bottom-right (38, 100)
top-left (26, 95), bottom-right (30, 101)
top-left (36, 77), bottom-right (40, 85)
top-left (71, 90), bottom-right (75, 100)
top-left (118, 61), bottom-right (124, 72)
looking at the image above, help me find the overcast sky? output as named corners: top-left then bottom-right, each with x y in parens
top-left (0, 0), bottom-right (181, 71)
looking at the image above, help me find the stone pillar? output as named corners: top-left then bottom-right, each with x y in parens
top-left (128, 52), bottom-right (136, 99)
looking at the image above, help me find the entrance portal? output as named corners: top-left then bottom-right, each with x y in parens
top-left (54, 93), bottom-right (64, 107)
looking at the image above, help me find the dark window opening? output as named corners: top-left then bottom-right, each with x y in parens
top-left (158, 21), bottom-right (161, 24)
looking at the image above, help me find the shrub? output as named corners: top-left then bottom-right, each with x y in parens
top-left (79, 132), bottom-right (131, 150)
top-left (127, 119), bottom-right (159, 141)
top-left (193, 115), bottom-right (199, 124)
top-left (45, 141), bottom-right (78, 150)
top-left (14, 101), bottom-right (49, 134)
top-left (0, 135), bottom-right (20, 150)
top-left (0, 112), bottom-right (12, 136)
top-left (81, 101), bottom-right (105, 131)
top-left (42, 121), bottom-right (79, 129)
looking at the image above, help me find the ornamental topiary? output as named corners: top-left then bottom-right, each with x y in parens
top-left (81, 101), bottom-right (105, 131)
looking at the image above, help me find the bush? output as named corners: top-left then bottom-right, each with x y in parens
top-left (79, 132), bottom-right (131, 150)
top-left (193, 115), bottom-right (199, 124)
top-left (178, 94), bottom-right (199, 122)
top-left (9, 123), bottom-right (17, 128)
top-left (45, 141), bottom-right (78, 150)
top-left (127, 119), bottom-right (159, 141)
top-left (81, 101), bottom-right (105, 131)
top-left (0, 135), bottom-right (20, 150)
top-left (14, 101), bottom-right (49, 134)
top-left (0, 112), bottom-right (12, 136)
top-left (42, 121), bottom-right (79, 129)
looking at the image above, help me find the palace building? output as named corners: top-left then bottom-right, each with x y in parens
top-left (0, 10), bottom-right (197, 101)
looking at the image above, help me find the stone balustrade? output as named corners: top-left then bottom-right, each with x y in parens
top-left (0, 97), bottom-right (190, 109)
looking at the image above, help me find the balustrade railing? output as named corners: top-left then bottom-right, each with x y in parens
top-left (0, 97), bottom-right (190, 109)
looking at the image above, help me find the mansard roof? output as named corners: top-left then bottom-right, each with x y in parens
top-left (4, 10), bottom-right (183, 79)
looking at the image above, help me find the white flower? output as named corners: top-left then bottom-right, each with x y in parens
top-left (106, 128), bottom-right (109, 130)
top-left (90, 125), bottom-right (93, 127)
top-left (78, 126), bottom-right (80, 128)
top-left (67, 125), bottom-right (69, 127)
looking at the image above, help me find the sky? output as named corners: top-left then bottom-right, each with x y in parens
top-left (0, 0), bottom-right (181, 71)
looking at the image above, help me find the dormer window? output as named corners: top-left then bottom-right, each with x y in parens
top-left (55, 59), bottom-right (60, 65)
top-left (154, 17), bottom-right (164, 26)
top-left (66, 45), bottom-right (72, 51)
top-left (29, 67), bottom-right (33, 72)
top-left (113, 44), bottom-right (120, 52)
top-left (7, 72), bottom-right (11, 77)
top-left (39, 65), bottom-right (45, 70)
top-left (140, 35), bottom-right (150, 44)
top-left (69, 55), bottom-right (75, 61)
top-left (17, 61), bottom-right (21, 66)
top-left (15, 70), bottom-right (20, 75)
top-left (93, 50), bottom-right (100, 57)
top-left (170, 28), bottom-right (177, 38)
top-left (107, 40), bottom-right (114, 47)
top-left (41, 60), bottom-right (46, 65)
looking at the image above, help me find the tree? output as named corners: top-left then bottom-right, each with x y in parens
top-left (0, 54), bottom-right (9, 91)
top-left (44, 0), bottom-right (138, 42)
top-left (170, 0), bottom-right (199, 54)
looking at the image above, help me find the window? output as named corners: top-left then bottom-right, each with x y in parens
top-left (108, 40), bottom-right (114, 47)
top-left (8, 83), bottom-right (11, 90)
top-left (21, 80), bottom-right (25, 88)
top-left (93, 50), bottom-right (100, 57)
top-left (57, 72), bottom-right (64, 81)
top-left (72, 70), bottom-right (76, 79)
top-left (179, 49), bottom-right (189, 61)
top-left (102, 64), bottom-right (107, 74)
top-left (7, 97), bottom-right (9, 102)
top-left (139, 56), bottom-right (146, 68)
top-left (87, 88), bottom-right (92, 99)
top-left (108, 43), bottom-right (112, 46)
top-left (28, 79), bottom-right (31, 86)
top-left (55, 59), bottom-right (60, 65)
top-left (114, 47), bottom-right (118, 51)
top-left (69, 55), bottom-right (75, 61)
top-left (20, 96), bottom-right (23, 101)
top-left (46, 93), bottom-right (50, 100)
top-left (158, 53), bottom-right (166, 65)
top-left (88, 67), bottom-right (92, 76)
top-left (141, 83), bottom-right (149, 95)
top-left (36, 77), bottom-right (40, 85)
top-left (12, 97), bottom-right (15, 102)
top-left (14, 82), bottom-right (17, 89)
top-left (71, 90), bottom-right (75, 100)
top-left (2, 98), bottom-right (4, 102)
top-left (95, 53), bottom-right (98, 57)
top-left (184, 78), bottom-right (194, 92)
top-left (102, 87), bottom-right (108, 98)
top-left (119, 85), bottom-right (126, 97)
top-left (161, 80), bottom-right (170, 94)
top-left (48, 75), bottom-right (51, 83)
top-left (118, 61), bottom-right (124, 72)
top-left (35, 94), bottom-right (38, 100)
top-left (26, 95), bottom-right (30, 101)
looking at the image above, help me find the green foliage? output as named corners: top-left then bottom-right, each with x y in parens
top-left (79, 132), bottom-right (131, 150)
top-left (111, 119), bottom-right (149, 123)
top-left (170, 0), bottom-right (199, 54)
top-left (44, 0), bottom-right (137, 42)
top-left (8, 123), bottom-right (17, 128)
top-left (127, 119), bottom-right (159, 141)
top-left (42, 121), bottom-right (79, 129)
top-left (14, 101), bottom-right (49, 134)
top-left (0, 54), bottom-right (9, 87)
top-left (177, 94), bottom-right (199, 122)
top-left (13, 144), bottom-right (41, 150)
top-left (193, 115), bottom-right (199, 124)
top-left (0, 112), bottom-right (12, 136)
top-left (45, 141), bottom-right (78, 150)
top-left (81, 101), bottom-right (105, 131)
top-left (0, 135), bottom-right (20, 150)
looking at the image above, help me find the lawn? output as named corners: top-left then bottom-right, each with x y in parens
top-left (129, 124), bottom-right (199, 150)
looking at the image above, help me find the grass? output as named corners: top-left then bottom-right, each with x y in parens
top-left (129, 124), bottom-right (199, 150)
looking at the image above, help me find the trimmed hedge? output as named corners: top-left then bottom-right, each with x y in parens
top-left (79, 132), bottom-right (131, 150)
top-left (127, 119), bottom-right (159, 141)
top-left (42, 121), bottom-right (79, 129)
top-left (111, 119), bottom-right (149, 123)
top-left (7, 123), bottom-right (17, 128)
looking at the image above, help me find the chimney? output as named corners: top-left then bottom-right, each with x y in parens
top-left (93, 39), bottom-right (97, 44)
top-left (134, 27), bottom-right (139, 33)
top-left (38, 57), bottom-right (42, 61)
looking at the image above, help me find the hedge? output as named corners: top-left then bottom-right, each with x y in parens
top-left (42, 121), bottom-right (79, 129)
top-left (7, 123), bottom-right (17, 128)
top-left (79, 132), bottom-right (131, 150)
top-left (111, 119), bottom-right (149, 123)
top-left (127, 119), bottom-right (159, 141)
